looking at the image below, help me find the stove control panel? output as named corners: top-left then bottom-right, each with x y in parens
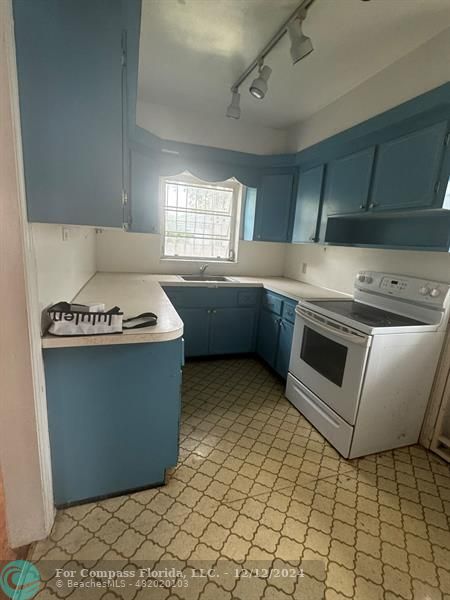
top-left (355, 271), bottom-right (450, 308)
top-left (380, 277), bottom-right (408, 292)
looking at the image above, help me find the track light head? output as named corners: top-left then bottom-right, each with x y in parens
top-left (226, 90), bottom-right (241, 119)
top-left (288, 16), bottom-right (313, 65)
top-left (249, 65), bottom-right (272, 100)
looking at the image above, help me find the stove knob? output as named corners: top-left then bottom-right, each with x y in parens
top-left (365, 276), bottom-right (373, 284)
top-left (419, 286), bottom-right (430, 296)
top-left (357, 274), bottom-right (366, 283)
top-left (430, 288), bottom-right (441, 298)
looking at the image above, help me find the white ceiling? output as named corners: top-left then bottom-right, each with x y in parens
top-left (138, 0), bottom-right (450, 130)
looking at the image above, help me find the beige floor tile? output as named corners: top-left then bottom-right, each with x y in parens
top-left (221, 533), bottom-right (251, 562)
top-left (326, 561), bottom-right (355, 597)
top-left (232, 514), bottom-right (258, 541)
top-left (253, 524), bottom-right (281, 554)
top-left (354, 576), bottom-right (384, 600)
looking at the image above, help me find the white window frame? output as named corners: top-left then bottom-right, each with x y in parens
top-left (160, 172), bottom-right (242, 263)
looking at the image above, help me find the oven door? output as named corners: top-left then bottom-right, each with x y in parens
top-left (289, 306), bottom-right (372, 425)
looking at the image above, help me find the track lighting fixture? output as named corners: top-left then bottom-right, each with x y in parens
top-left (287, 12), bottom-right (313, 64)
top-left (225, 0), bottom-right (316, 118)
top-left (226, 89), bottom-right (241, 119)
top-left (249, 65), bottom-right (272, 100)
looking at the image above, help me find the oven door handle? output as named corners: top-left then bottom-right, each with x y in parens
top-left (296, 307), bottom-right (371, 346)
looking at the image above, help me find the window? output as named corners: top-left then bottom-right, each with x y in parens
top-left (443, 177), bottom-right (450, 210)
top-left (161, 173), bottom-right (241, 261)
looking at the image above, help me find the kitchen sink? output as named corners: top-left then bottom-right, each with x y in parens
top-left (180, 275), bottom-right (233, 282)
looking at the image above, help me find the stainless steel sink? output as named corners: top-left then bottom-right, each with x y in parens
top-left (180, 275), bottom-right (232, 282)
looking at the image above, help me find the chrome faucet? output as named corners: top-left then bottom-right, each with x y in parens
top-left (199, 264), bottom-right (208, 276)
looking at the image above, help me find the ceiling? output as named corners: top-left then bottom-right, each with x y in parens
top-left (138, 0), bottom-right (450, 130)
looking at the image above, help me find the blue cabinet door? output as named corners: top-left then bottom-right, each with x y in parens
top-left (14, 0), bottom-right (124, 227)
top-left (292, 165), bottom-right (324, 243)
top-left (209, 307), bottom-right (256, 355)
top-left (370, 121), bottom-right (448, 211)
top-left (257, 310), bottom-right (280, 368)
top-left (275, 319), bottom-right (295, 379)
top-left (129, 149), bottom-right (160, 233)
top-left (254, 173), bottom-right (295, 242)
top-left (177, 308), bottom-right (210, 357)
top-left (319, 147), bottom-right (375, 240)
top-left (44, 339), bottom-right (182, 506)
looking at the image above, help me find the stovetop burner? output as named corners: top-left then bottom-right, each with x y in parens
top-left (309, 300), bottom-right (427, 328)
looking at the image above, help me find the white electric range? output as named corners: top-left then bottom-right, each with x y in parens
top-left (286, 271), bottom-right (450, 459)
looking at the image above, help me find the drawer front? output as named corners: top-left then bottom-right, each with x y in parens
top-left (286, 374), bottom-right (353, 458)
top-left (282, 300), bottom-right (297, 324)
top-left (262, 292), bottom-right (282, 315)
top-left (237, 289), bottom-right (260, 306)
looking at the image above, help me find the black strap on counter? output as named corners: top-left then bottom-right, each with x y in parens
top-left (123, 312), bottom-right (158, 329)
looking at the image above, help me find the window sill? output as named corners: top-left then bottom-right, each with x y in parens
top-left (160, 257), bottom-right (238, 264)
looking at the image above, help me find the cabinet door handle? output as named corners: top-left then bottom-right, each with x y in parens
top-left (359, 204), bottom-right (365, 209)
top-left (369, 202), bottom-right (378, 209)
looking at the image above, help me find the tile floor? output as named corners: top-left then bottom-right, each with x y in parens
top-left (31, 358), bottom-right (450, 599)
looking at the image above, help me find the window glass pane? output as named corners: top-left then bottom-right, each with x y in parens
top-left (443, 178), bottom-right (450, 210)
top-left (162, 176), bottom-right (238, 260)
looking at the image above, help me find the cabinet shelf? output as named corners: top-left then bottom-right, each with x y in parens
top-left (325, 209), bottom-right (450, 252)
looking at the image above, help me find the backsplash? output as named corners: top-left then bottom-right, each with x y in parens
top-left (30, 224), bottom-right (450, 303)
top-left (284, 243), bottom-right (450, 295)
top-left (284, 244), bottom-right (450, 293)
top-left (95, 229), bottom-right (287, 277)
top-left (31, 223), bottom-right (96, 310)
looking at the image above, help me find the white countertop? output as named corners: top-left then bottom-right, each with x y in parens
top-left (41, 273), bottom-right (347, 349)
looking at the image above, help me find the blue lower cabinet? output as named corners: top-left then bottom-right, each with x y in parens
top-left (275, 319), bottom-right (295, 379)
top-left (178, 308), bottom-right (210, 357)
top-left (44, 338), bottom-right (183, 507)
top-left (257, 292), bottom-right (297, 378)
top-left (164, 287), bottom-right (260, 357)
top-left (257, 309), bottom-right (280, 367)
top-left (209, 307), bottom-right (256, 354)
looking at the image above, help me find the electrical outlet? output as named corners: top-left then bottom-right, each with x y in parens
top-left (302, 262), bottom-right (307, 274)
top-left (62, 227), bottom-right (70, 242)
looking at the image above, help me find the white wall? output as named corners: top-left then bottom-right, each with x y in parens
top-left (96, 229), bottom-right (287, 277)
top-left (137, 100), bottom-right (290, 155)
top-left (31, 224), bottom-right (96, 310)
top-left (0, 0), bottom-right (53, 548)
top-left (288, 27), bottom-right (450, 152)
top-left (284, 244), bottom-right (450, 295)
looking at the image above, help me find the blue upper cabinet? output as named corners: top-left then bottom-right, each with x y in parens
top-left (128, 149), bottom-right (160, 233)
top-left (253, 173), bottom-right (295, 242)
top-left (292, 165), bottom-right (324, 243)
top-left (370, 121), bottom-right (449, 211)
top-left (14, 0), bottom-right (126, 227)
top-left (318, 147), bottom-right (375, 240)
